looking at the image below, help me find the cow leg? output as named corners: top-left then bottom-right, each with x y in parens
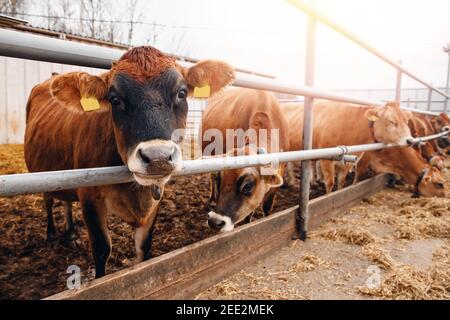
top-left (135, 214), bottom-right (157, 262)
top-left (63, 201), bottom-right (76, 240)
top-left (44, 193), bottom-right (57, 241)
top-left (82, 200), bottom-right (111, 278)
top-left (336, 163), bottom-right (351, 190)
top-left (356, 155), bottom-right (370, 181)
top-left (208, 172), bottom-right (218, 205)
top-left (320, 160), bottom-right (335, 194)
top-left (286, 162), bottom-right (296, 187)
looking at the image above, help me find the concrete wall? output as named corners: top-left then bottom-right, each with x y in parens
top-left (0, 56), bottom-right (102, 144)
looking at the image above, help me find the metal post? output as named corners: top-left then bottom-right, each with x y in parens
top-left (395, 61), bottom-right (402, 102)
top-left (444, 44), bottom-right (450, 112)
top-left (427, 87), bottom-right (433, 111)
top-left (297, 7), bottom-right (316, 241)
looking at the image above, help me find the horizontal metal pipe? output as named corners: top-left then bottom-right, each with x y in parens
top-left (286, 0), bottom-right (450, 100)
top-left (236, 74), bottom-right (439, 116)
top-left (1, 131), bottom-right (447, 197)
top-left (0, 29), bottom-right (439, 117)
top-left (0, 28), bottom-right (122, 68)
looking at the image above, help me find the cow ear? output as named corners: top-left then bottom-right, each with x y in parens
top-left (267, 172), bottom-right (283, 188)
top-left (250, 112), bottom-right (272, 131)
top-left (403, 111), bottom-right (413, 121)
top-left (76, 72), bottom-right (108, 100)
top-left (263, 171), bottom-right (284, 188)
top-left (51, 72), bottom-right (108, 105)
top-left (184, 60), bottom-right (235, 96)
top-left (50, 73), bottom-right (78, 102)
top-left (365, 108), bottom-right (380, 122)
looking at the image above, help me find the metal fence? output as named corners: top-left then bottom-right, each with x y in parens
top-left (332, 87), bottom-right (449, 112)
top-left (1, 0), bottom-right (449, 238)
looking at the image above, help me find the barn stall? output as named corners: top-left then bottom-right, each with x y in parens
top-left (0, 0), bottom-right (449, 300)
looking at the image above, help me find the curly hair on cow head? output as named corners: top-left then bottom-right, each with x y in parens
top-left (111, 46), bottom-right (181, 82)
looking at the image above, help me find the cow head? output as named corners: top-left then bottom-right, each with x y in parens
top-left (365, 102), bottom-right (413, 145)
top-left (207, 145), bottom-right (283, 232)
top-left (431, 113), bottom-right (450, 132)
top-left (414, 166), bottom-right (446, 198)
top-left (431, 113), bottom-right (450, 148)
top-left (51, 46), bottom-right (234, 186)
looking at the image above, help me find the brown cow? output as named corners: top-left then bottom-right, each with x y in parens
top-left (201, 88), bottom-right (289, 232)
top-left (431, 113), bottom-right (450, 152)
top-left (283, 100), bottom-right (414, 193)
top-left (25, 46), bottom-right (234, 277)
top-left (414, 113), bottom-right (448, 154)
top-left (408, 115), bottom-right (446, 171)
top-left (356, 147), bottom-right (446, 197)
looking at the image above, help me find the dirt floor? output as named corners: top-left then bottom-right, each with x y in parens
top-left (198, 170), bottom-right (450, 300)
top-left (0, 144), bottom-right (448, 300)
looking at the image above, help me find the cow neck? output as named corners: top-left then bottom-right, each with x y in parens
top-left (88, 108), bottom-right (123, 166)
top-left (399, 149), bottom-right (428, 185)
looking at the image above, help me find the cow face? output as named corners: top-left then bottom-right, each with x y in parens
top-left (417, 166), bottom-right (446, 197)
top-left (51, 47), bottom-right (234, 186)
top-left (431, 113), bottom-right (450, 147)
top-left (108, 68), bottom-right (188, 185)
top-left (207, 146), bottom-right (283, 232)
top-left (431, 113), bottom-right (450, 132)
top-left (365, 102), bottom-right (413, 145)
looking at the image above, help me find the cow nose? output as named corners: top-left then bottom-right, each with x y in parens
top-left (137, 141), bottom-right (180, 175)
top-left (406, 138), bottom-right (415, 146)
top-left (208, 218), bottom-right (225, 230)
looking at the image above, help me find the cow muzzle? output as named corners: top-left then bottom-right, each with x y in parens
top-left (128, 139), bottom-right (182, 186)
top-left (207, 211), bottom-right (234, 233)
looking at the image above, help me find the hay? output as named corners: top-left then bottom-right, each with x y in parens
top-left (359, 246), bottom-right (450, 300)
top-left (201, 270), bottom-right (309, 300)
top-left (313, 226), bottom-right (380, 246)
top-left (372, 199), bottom-right (450, 240)
top-left (361, 244), bottom-right (396, 270)
top-left (0, 144), bottom-right (27, 175)
top-left (291, 253), bottom-right (328, 272)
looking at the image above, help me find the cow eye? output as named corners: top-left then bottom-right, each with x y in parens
top-left (177, 89), bottom-right (187, 100)
top-left (241, 181), bottom-right (255, 195)
top-left (109, 96), bottom-right (121, 107)
top-left (435, 183), bottom-right (444, 189)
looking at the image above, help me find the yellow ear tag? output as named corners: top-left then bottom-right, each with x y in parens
top-left (193, 85), bottom-right (211, 98)
top-left (80, 97), bottom-right (101, 112)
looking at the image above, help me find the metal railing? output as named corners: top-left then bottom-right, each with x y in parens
top-left (287, 0), bottom-right (450, 102)
top-left (1, 131), bottom-right (448, 197)
top-left (0, 1), bottom-right (448, 238)
top-left (0, 28), bottom-right (440, 117)
top-left (286, 0), bottom-right (450, 238)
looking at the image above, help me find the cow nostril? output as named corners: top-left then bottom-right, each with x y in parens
top-left (406, 138), bottom-right (415, 146)
top-left (168, 154), bottom-right (172, 162)
top-left (138, 149), bottom-right (151, 165)
top-left (208, 219), bottom-right (225, 230)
